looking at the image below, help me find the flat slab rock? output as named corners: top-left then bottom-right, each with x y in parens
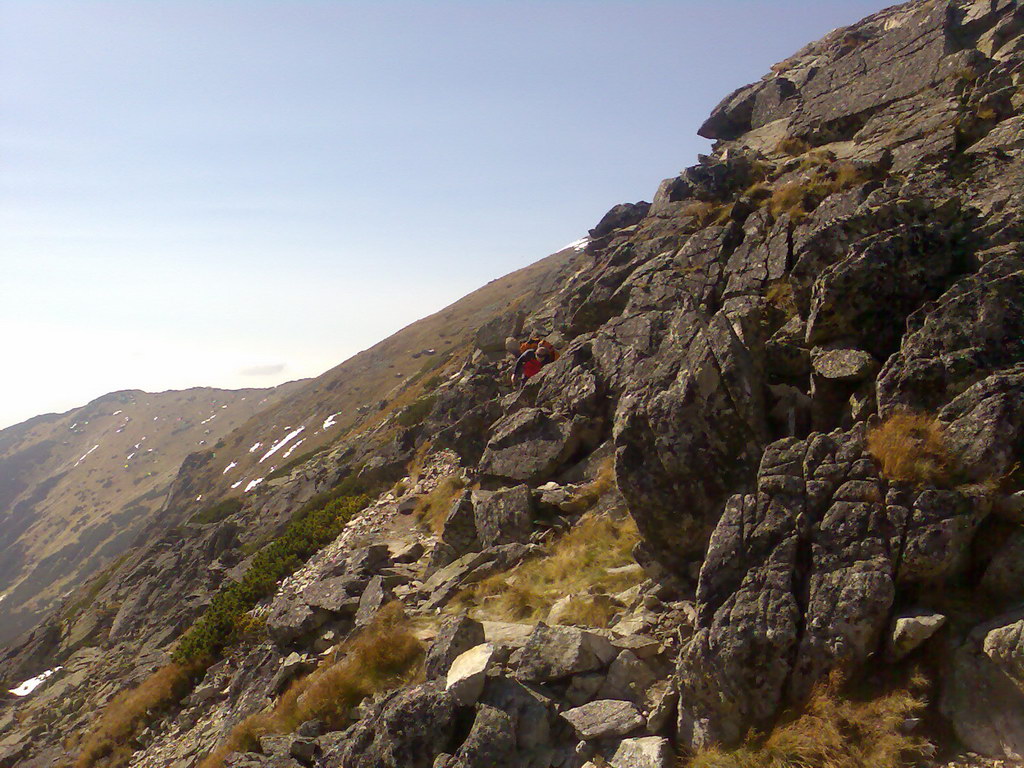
top-left (561, 699), bottom-right (645, 740)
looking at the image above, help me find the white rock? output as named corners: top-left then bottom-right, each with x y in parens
top-left (445, 643), bottom-right (494, 706)
top-left (887, 611), bottom-right (947, 661)
top-left (610, 736), bottom-right (674, 768)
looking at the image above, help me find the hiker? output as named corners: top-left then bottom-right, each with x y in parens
top-left (511, 339), bottom-right (555, 386)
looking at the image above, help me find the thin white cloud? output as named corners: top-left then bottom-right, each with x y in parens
top-left (239, 363), bottom-right (286, 377)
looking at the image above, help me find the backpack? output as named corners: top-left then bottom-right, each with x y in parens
top-left (519, 336), bottom-right (559, 361)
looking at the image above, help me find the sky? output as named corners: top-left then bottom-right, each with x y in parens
top-left (1, 0), bottom-right (889, 431)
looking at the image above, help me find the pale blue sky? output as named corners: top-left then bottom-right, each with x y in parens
top-left (1, 0), bottom-right (887, 429)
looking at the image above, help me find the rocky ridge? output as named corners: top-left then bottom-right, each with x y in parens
top-left (2, 0), bottom-right (1024, 766)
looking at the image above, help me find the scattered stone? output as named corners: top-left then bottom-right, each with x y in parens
top-left (561, 699), bottom-right (645, 740)
top-left (391, 541), bottom-right (425, 564)
top-left (515, 624), bottom-right (617, 682)
top-left (355, 575), bottom-right (394, 626)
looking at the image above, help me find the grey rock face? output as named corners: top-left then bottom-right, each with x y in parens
top-left (700, 0), bottom-right (956, 143)
top-left (614, 308), bottom-right (768, 566)
top-left (472, 485), bottom-right (534, 548)
top-left (939, 364), bottom-right (1024, 483)
top-left (677, 427), bottom-right (987, 749)
top-left (878, 256), bottom-right (1024, 415)
top-left (805, 221), bottom-right (971, 361)
top-left (590, 202), bottom-right (652, 239)
top-left (439, 491), bottom-right (480, 557)
top-left (329, 681), bottom-right (458, 768)
top-left (425, 614), bottom-right (487, 680)
top-left (479, 409), bottom-right (590, 485)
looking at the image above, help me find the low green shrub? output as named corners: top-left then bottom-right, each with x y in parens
top-left (396, 394), bottom-right (436, 428)
top-left (173, 487), bottom-right (369, 663)
top-left (265, 445), bottom-right (330, 481)
top-left (188, 497), bottom-right (243, 526)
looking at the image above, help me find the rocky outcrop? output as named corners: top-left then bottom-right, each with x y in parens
top-left (5, 2), bottom-right (1024, 767)
top-left (677, 426), bottom-right (988, 748)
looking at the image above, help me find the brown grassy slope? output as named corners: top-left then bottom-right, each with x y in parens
top-left (169, 245), bottom-right (582, 513)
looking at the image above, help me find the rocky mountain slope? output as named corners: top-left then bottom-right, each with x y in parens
top-left (2, 0), bottom-right (1024, 766)
top-left (0, 386), bottom-right (302, 645)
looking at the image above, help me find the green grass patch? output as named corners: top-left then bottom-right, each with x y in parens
top-left (396, 394), bottom-right (437, 428)
top-left (188, 497), bottom-right (243, 526)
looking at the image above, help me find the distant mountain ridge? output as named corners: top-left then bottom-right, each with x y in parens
top-left (0, 384), bottom-right (304, 644)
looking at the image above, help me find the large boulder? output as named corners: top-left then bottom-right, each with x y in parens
top-left (451, 705), bottom-right (518, 768)
top-left (700, 0), bottom-right (970, 144)
top-left (560, 699), bottom-right (645, 740)
top-left (939, 364), bottom-right (1024, 483)
top-left (439, 491), bottom-right (480, 558)
top-left (590, 202), bottom-right (651, 239)
top-left (425, 614), bottom-right (486, 680)
top-left (479, 409), bottom-right (591, 485)
top-left (480, 676), bottom-right (556, 756)
top-left (941, 612), bottom-right (1024, 759)
top-left (805, 222), bottom-right (971, 361)
top-left (614, 308), bottom-right (768, 568)
top-left (515, 624), bottom-right (617, 682)
top-left (472, 486), bottom-right (534, 549)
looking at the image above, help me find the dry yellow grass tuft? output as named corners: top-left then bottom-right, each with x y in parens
top-left (455, 510), bottom-right (642, 626)
top-left (867, 411), bottom-right (955, 486)
top-left (75, 663), bottom-right (203, 768)
top-left (680, 200), bottom-right (724, 228)
top-left (769, 181), bottom-right (810, 220)
top-left (776, 136), bottom-right (812, 156)
top-left (768, 162), bottom-right (871, 222)
top-left (415, 474), bottom-right (469, 534)
top-left (687, 669), bottom-right (932, 768)
top-left (559, 458), bottom-right (617, 514)
top-left (198, 602), bottom-right (423, 768)
top-left (765, 279), bottom-right (798, 318)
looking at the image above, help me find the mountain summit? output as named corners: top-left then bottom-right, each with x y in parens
top-left (2, 0), bottom-right (1024, 766)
